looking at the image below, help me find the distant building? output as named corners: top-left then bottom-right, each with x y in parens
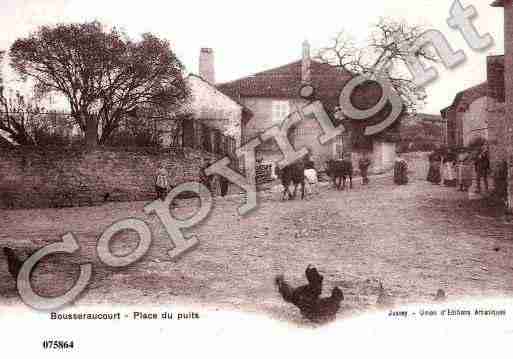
top-left (158, 48), bottom-right (252, 158)
top-left (399, 113), bottom-right (443, 153)
top-left (442, 0), bottom-right (512, 210)
top-left (441, 82), bottom-right (488, 149)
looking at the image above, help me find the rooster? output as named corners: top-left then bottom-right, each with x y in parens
top-left (276, 265), bottom-right (344, 322)
top-left (303, 286), bottom-right (344, 322)
top-left (275, 265), bottom-right (323, 309)
top-left (3, 247), bottom-right (23, 281)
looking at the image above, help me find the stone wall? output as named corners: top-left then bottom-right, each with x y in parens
top-left (0, 147), bottom-right (219, 209)
top-left (461, 96), bottom-right (488, 146)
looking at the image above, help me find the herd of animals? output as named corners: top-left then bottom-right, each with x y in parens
top-left (275, 157), bottom-right (354, 201)
top-left (0, 155), bottom-right (432, 323)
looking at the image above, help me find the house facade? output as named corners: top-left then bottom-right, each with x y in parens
top-left (442, 1), bottom-right (513, 211)
top-left (441, 82), bottom-right (489, 149)
top-left (217, 42), bottom-right (401, 174)
top-left (159, 48), bottom-right (252, 157)
top-left (492, 0), bottom-right (513, 211)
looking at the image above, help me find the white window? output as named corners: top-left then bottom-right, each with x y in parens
top-left (272, 101), bottom-right (290, 124)
top-left (332, 135), bottom-right (344, 157)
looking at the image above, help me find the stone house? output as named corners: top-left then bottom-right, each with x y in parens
top-left (159, 48), bottom-right (252, 153)
top-left (217, 42), bottom-right (401, 174)
top-left (441, 82), bottom-right (489, 149)
top-left (491, 0), bottom-right (513, 211)
top-left (441, 1), bottom-right (513, 210)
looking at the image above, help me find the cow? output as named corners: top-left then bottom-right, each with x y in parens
top-left (275, 161), bottom-right (306, 200)
top-left (326, 159), bottom-right (353, 190)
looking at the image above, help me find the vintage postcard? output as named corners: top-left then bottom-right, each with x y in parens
top-left (1, 0), bottom-right (512, 357)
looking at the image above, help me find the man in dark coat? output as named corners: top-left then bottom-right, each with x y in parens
top-left (394, 155), bottom-right (408, 185)
top-left (475, 147), bottom-right (490, 193)
top-left (358, 153), bottom-right (371, 185)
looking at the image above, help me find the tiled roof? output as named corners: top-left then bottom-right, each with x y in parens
top-left (219, 60), bottom-right (388, 114)
top-left (186, 74), bottom-right (253, 116)
top-left (449, 82), bottom-right (488, 112)
top-left (217, 59), bottom-right (402, 142)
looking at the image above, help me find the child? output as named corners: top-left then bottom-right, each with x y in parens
top-left (155, 166), bottom-right (169, 201)
top-left (304, 167), bottom-right (319, 195)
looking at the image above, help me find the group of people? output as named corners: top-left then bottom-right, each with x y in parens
top-left (154, 158), bottom-right (231, 202)
top-left (153, 151), bottom-right (379, 202)
top-left (426, 145), bottom-right (490, 194)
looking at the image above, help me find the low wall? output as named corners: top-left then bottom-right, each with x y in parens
top-left (0, 147), bottom-right (218, 209)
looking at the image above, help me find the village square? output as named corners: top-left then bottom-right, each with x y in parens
top-left (0, 0), bottom-right (512, 325)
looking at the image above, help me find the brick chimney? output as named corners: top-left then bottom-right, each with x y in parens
top-left (301, 40), bottom-right (311, 84)
top-left (199, 48), bottom-right (215, 84)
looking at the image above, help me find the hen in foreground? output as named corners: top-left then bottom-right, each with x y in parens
top-left (275, 265), bottom-right (323, 310)
top-left (275, 265), bottom-right (344, 322)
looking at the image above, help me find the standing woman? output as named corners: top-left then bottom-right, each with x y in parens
top-left (427, 152), bottom-right (441, 184)
top-left (475, 146), bottom-right (490, 193)
top-left (443, 153), bottom-right (457, 187)
top-left (394, 154), bottom-right (409, 185)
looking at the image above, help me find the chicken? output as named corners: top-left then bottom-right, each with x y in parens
top-left (275, 265), bottom-right (323, 309)
top-left (276, 265), bottom-right (344, 322)
top-left (303, 287), bottom-right (344, 322)
top-left (3, 247), bottom-right (23, 281)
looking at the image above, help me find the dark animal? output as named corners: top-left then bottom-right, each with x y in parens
top-left (275, 161), bottom-right (306, 200)
top-left (303, 286), bottom-right (344, 322)
top-left (275, 265), bottom-right (344, 322)
top-left (326, 159), bottom-right (353, 190)
top-left (275, 265), bottom-right (323, 306)
top-left (3, 247), bottom-right (23, 281)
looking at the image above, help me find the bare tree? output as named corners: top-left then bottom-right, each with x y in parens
top-left (0, 86), bottom-right (40, 146)
top-left (9, 21), bottom-right (190, 148)
top-left (0, 86), bottom-right (73, 147)
top-left (316, 18), bottom-right (438, 112)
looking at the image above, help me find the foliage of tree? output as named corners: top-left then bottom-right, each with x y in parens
top-left (9, 21), bottom-right (190, 147)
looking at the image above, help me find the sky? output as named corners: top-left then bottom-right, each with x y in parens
top-left (0, 0), bottom-right (506, 114)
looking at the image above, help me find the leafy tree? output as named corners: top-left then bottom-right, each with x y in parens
top-left (9, 21), bottom-right (190, 147)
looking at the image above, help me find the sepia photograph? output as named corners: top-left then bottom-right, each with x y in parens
top-left (0, 0), bottom-right (512, 357)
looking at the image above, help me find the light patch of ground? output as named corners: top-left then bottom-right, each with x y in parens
top-left (1, 157), bottom-right (512, 325)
